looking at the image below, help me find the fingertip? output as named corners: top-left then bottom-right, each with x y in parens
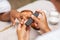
top-left (22, 24), bottom-right (26, 29)
top-left (31, 15), bottom-right (35, 18)
top-left (17, 24), bottom-right (21, 30)
top-left (20, 19), bottom-right (25, 25)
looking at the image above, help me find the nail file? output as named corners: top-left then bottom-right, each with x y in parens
top-left (25, 11), bottom-right (39, 26)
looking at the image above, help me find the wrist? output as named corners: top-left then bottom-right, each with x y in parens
top-left (42, 25), bottom-right (51, 33)
top-left (18, 37), bottom-right (24, 40)
top-left (44, 26), bottom-right (51, 33)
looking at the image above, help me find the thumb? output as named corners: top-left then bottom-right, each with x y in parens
top-left (31, 15), bottom-right (40, 23)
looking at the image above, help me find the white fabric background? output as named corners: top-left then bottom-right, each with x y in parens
top-left (0, 0), bottom-right (11, 13)
top-left (0, 1), bottom-right (60, 40)
top-left (35, 28), bottom-right (60, 40)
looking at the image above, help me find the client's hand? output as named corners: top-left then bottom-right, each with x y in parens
top-left (31, 10), bottom-right (51, 33)
top-left (10, 10), bottom-right (21, 26)
top-left (17, 23), bottom-right (30, 40)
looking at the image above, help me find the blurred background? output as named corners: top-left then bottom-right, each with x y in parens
top-left (8, 0), bottom-right (50, 9)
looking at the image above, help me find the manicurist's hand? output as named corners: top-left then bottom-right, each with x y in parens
top-left (17, 22), bottom-right (30, 40)
top-left (31, 10), bottom-right (51, 33)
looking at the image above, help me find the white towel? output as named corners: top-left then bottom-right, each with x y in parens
top-left (0, 1), bottom-right (11, 13)
top-left (0, 0), bottom-right (7, 2)
top-left (35, 28), bottom-right (60, 40)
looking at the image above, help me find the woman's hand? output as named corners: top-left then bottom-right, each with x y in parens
top-left (10, 10), bottom-right (21, 26)
top-left (17, 23), bottom-right (30, 40)
top-left (31, 10), bottom-right (51, 33)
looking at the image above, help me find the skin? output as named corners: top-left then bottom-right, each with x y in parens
top-left (0, 10), bottom-right (21, 25)
top-left (0, 9), bottom-right (51, 40)
top-left (20, 11), bottom-right (32, 25)
top-left (17, 21), bottom-right (30, 40)
top-left (31, 10), bottom-right (51, 33)
top-left (20, 11), bottom-right (32, 20)
top-left (20, 10), bottom-right (51, 33)
top-left (10, 10), bottom-right (21, 25)
top-left (17, 10), bottom-right (51, 40)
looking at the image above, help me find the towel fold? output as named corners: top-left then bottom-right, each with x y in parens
top-left (0, 0), bottom-right (11, 13)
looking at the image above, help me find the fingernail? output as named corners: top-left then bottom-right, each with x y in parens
top-left (31, 15), bottom-right (34, 18)
top-left (24, 20), bottom-right (27, 24)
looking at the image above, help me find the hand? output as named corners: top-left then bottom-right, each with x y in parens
top-left (10, 10), bottom-right (21, 26)
top-left (31, 10), bottom-right (51, 33)
top-left (17, 23), bottom-right (30, 40)
top-left (0, 12), bottom-right (10, 22)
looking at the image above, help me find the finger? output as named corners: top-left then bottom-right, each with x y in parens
top-left (41, 10), bottom-right (47, 19)
top-left (31, 22), bottom-right (37, 27)
top-left (40, 10), bottom-right (47, 22)
top-left (26, 27), bottom-right (30, 40)
top-left (36, 10), bottom-right (46, 19)
top-left (26, 27), bottom-right (30, 31)
top-left (17, 17), bottom-right (21, 22)
top-left (10, 16), bottom-right (15, 26)
top-left (23, 16), bottom-right (27, 20)
top-left (22, 24), bottom-right (26, 30)
top-left (17, 23), bottom-right (21, 31)
top-left (40, 10), bottom-right (46, 19)
top-left (17, 13), bottom-right (21, 21)
top-left (31, 15), bottom-right (40, 23)
top-left (36, 10), bottom-right (45, 16)
top-left (20, 19), bottom-right (25, 25)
